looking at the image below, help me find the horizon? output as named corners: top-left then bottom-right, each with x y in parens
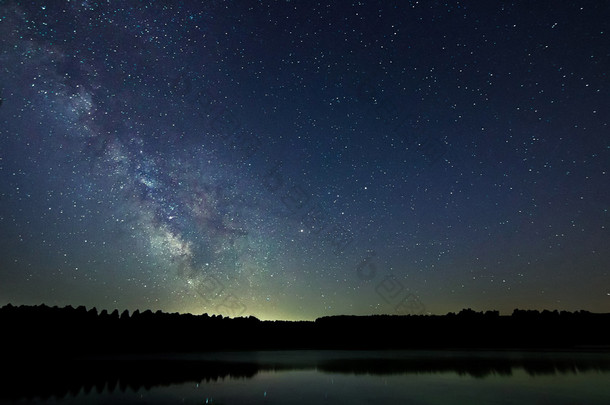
top-left (3, 302), bottom-right (608, 323)
top-left (1, 1), bottom-right (608, 320)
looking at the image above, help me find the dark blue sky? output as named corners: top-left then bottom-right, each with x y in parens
top-left (0, 1), bottom-right (608, 320)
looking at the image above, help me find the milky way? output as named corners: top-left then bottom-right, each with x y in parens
top-left (0, 1), bottom-right (608, 320)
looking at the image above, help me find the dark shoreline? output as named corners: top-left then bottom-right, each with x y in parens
top-left (3, 304), bottom-right (610, 356)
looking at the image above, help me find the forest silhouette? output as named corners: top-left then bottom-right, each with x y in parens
top-left (3, 304), bottom-right (610, 401)
top-left (2, 304), bottom-right (609, 355)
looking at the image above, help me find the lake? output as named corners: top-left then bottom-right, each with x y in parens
top-left (3, 350), bottom-right (610, 404)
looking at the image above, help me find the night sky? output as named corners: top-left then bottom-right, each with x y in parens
top-left (0, 1), bottom-right (608, 321)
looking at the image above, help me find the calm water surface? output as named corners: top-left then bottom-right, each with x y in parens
top-left (4, 350), bottom-right (610, 404)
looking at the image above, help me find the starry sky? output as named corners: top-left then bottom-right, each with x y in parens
top-left (0, 1), bottom-right (608, 321)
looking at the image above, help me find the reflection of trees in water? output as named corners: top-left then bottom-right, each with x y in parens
top-left (318, 355), bottom-right (610, 378)
top-left (4, 354), bottom-right (610, 400)
top-left (2, 359), bottom-right (260, 401)
top-left (3, 305), bottom-right (610, 400)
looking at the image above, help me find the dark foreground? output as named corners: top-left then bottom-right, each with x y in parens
top-left (3, 350), bottom-right (610, 403)
top-left (2, 304), bottom-right (609, 356)
top-left (3, 305), bottom-right (610, 403)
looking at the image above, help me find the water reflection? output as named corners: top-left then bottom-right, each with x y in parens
top-left (318, 354), bottom-right (610, 378)
top-left (4, 351), bottom-right (610, 401)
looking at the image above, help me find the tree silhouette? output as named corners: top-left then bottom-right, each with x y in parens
top-left (1, 304), bottom-right (609, 357)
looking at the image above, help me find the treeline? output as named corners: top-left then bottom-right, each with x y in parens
top-left (1, 304), bottom-right (609, 356)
